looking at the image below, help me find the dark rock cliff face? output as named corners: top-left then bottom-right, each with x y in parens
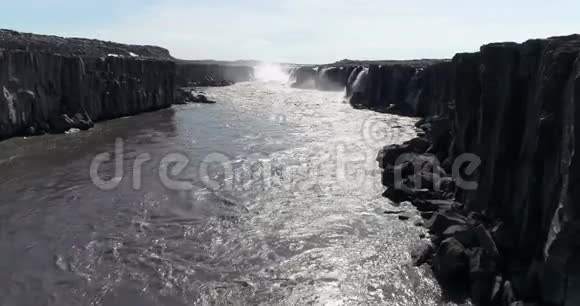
top-left (289, 60), bottom-right (452, 117)
top-left (288, 66), bottom-right (353, 91)
top-left (0, 30), bottom-right (176, 140)
top-left (376, 34), bottom-right (580, 305)
top-left (448, 35), bottom-right (580, 306)
top-left (347, 61), bottom-right (453, 117)
top-left (0, 29), bottom-right (257, 141)
top-left (175, 62), bottom-right (254, 87)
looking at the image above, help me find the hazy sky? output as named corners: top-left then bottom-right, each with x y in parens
top-left (2, 0), bottom-right (579, 63)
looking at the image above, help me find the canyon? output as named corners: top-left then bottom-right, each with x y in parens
top-left (2, 28), bottom-right (580, 305)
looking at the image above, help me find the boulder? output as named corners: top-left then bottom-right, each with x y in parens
top-left (411, 241), bottom-right (435, 266)
top-left (398, 211), bottom-right (415, 221)
top-left (442, 225), bottom-right (477, 248)
top-left (174, 88), bottom-right (217, 104)
top-left (425, 210), bottom-right (468, 234)
top-left (191, 93), bottom-right (216, 104)
top-left (432, 237), bottom-right (469, 281)
top-left (412, 199), bottom-right (457, 212)
top-left (377, 138), bottom-right (433, 169)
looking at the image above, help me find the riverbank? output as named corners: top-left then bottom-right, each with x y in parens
top-left (288, 34), bottom-right (580, 305)
top-left (0, 29), bottom-right (254, 141)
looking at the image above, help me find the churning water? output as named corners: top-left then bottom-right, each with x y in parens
top-left (0, 76), bottom-right (457, 305)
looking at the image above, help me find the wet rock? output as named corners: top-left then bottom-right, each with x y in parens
top-left (411, 241), bottom-right (435, 266)
top-left (398, 211), bottom-right (415, 221)
top-left (377, 139), bottom-right (434, 169)
top-left (432, 237), bottom-right (469, 281)
top-left (289, 66), bottom-right (317, 89)
top-left (191, 93), bottom-right (216, 104)
top-left (49, 113), bottom-right (94, 133)
top-left (384, 209), bottom-right (405, 215)
top-left (412, 199), bottom-right (458, 212)
top-left (442, 225), bottom-right (477, 248)
top-left (430, 234), bottom-right (443, 246)
top-left (425, 210), bottom-right (468, 234)
top-left (175, 88), bottom-right (217, 104)
top-left (420, 211), bottom-right (434, 219)
top-left (314, 66), bottom-right (351, 91)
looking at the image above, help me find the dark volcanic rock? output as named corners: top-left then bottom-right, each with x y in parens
top-left (342, 61), bottom-right (453, 116)
top-left (425, 210), bottom-right (468, 234)
top-left (289, 66), bottom-right (317, 89)
top-left (0, 29), bottom-right (257, 141)
top-left (291, 59), bottom-right (453, 117)
top-left (288, 65), bottom-right (351, 91)
top-left (315, 66), bottom-right (352, 91)
top-left (175, 62), bottom-right (254, 87)
top-left (175, 88), bottom-right (217, 104)
top-left (0, 45), bottom-right (175, 140)
top-left (374, 34), bottom-right (580, 305)
top-left (447, 35), bottom-right (580, 306)
top-left (433, 237), bottom-right (469, 281)
top-left (411, 240), bottom-right (435, 266)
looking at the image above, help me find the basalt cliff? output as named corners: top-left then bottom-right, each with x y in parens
top-left (4, 27), bottom-right (580, 305)
top-left (0, 29), bottom-right (254, 140)
top-left (289, 35), bottom-right (580, 305)
top-left (288, 59), bottom-right (451, 117)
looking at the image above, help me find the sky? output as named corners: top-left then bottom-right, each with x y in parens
top-left (1, 0), bottom-right (579, 64)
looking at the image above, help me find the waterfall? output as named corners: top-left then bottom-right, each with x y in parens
top-left (351, 67), bottom-right (368, 95)
top-left (254, 64), bottom-right (290, 83)
top-left (344, 67), bottom-right (369, 107)
top-left (346, 67), bottom-right (363, 97)
top-left (287, 67), bottom-right (298, 84)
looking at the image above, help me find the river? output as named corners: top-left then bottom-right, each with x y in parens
top-left (0, 78), bottom-right (454, 305)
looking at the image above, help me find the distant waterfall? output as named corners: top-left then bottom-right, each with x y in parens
top-left (254, 64), bottom-right (290, 83)
top-left (350, 67), bottom-right (368, 96)
top-left (344, 67), bottom-right (368, 107)
top-left (346, 67), bottom-right (363, 97)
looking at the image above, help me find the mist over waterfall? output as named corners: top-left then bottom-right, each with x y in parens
top-left (254, 64), bottom-right (290, 83)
